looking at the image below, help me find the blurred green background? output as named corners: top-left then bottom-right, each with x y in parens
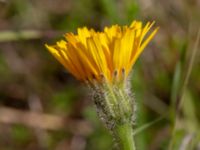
top-left (0, 0), bottom-right (200, 150)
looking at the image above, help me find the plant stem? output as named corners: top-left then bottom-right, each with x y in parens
top-left (115, 123), bottom-right (136, 150)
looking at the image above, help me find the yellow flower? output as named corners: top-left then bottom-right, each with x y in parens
top-left (46, 20), bottom-right (158, 84)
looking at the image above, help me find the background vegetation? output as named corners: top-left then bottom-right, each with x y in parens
top-left (0, 0), bottom-right (200, 149)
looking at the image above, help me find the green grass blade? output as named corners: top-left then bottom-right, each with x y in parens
top-left (133, 116), bottom-right (165, 136)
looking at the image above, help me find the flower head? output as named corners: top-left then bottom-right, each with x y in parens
top-left (46, 21), bottom-right (158, 149)
top-left (46, 20), bottom-right (158, 84)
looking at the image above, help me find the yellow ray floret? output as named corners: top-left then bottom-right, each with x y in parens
top-left (45, 20), bottom-right (158, 84)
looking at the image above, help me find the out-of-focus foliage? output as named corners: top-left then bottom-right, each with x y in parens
top-left (0, 0), bottom-right (199, 150)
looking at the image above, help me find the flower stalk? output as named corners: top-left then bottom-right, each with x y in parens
top-left (114, 123), bottom-right (136, 150)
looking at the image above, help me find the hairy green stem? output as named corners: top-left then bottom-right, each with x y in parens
top-left (114, 123), bottom-right (136, 150)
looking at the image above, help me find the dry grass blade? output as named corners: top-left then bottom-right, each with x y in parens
top-left (0, 106), bottom-right (93, 136)
top-left (177, 29), bottom-right (200, 113)
top-left (169, 28), bottom-right (200, 150)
